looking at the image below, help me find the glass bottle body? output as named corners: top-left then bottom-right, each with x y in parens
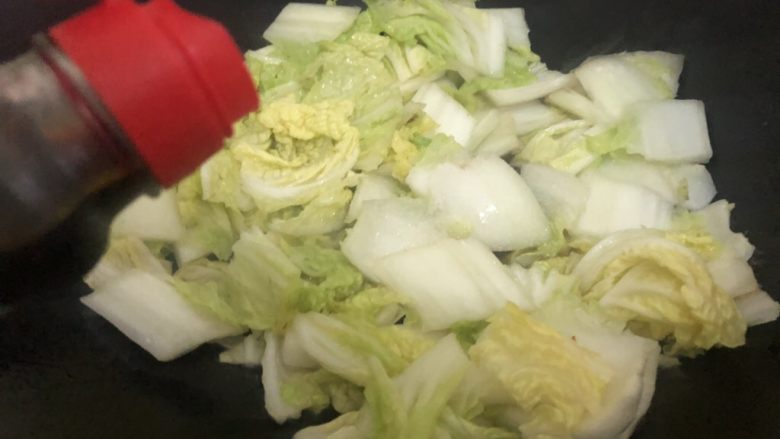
top-left (0, 37), bottom-right (140, 251)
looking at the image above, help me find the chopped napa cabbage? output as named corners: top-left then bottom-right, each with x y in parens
top-left (245, 42), bottom-right (319, 96)
top-left (466, 109), bottom-right (501, 149)
top-left (383, 110), bottom-right (439, 181)
top-left (592, 158), bottom-right (716, 211)
top-left (694, 200), bottom-right (755, 261)
top-left (672, 202), bottom-right (761, 299)
top-left (111, 190), bottom-right (185, 242)
top-left (247, 31), bottom-right (406, 171)
top-left (364, 0), bottom-right (523, 82)
top-left (329, 287), bottom-right (409, 326)
top-left (219, 333), bottom-right (265, 366)
top-left (298, 334), bottom-right (469, 439)
top-left (405, 45), bottom-right (447, 78)
top-left (508, 264), bottom-right (578, 309)
top-left (282, 368), bottom-right (365, 416)
top-left (507, 225), bottom-right (577, 272)
top-left (175, 174), bottom-right (237, 262)
top-left (735, 291), bottom-right (780, 327)
top-left (466, 109), bottom-right (522, 156)
top-left (450, 320), bottom-right (490, 350)
top-left (673, 164), bottom-right (717, 210)
top-left (592, 158), bottom-right (681, 204)
top-left (365, 335), bottom-right (470, 438)
top-left (545, 88), bottom-right (611, 124)
top-left (264, 334), bottom-right (364, 422)
top-left (402, 75), bottom-right (448, 99)
top-left (477, 116), bottom-right (521, 157)
top-left (173, 229), bottom-right (300, 331)
top-left (437, 407), bottom-right (521, 439)
top-left (342, 198), bottom-right (445, 282)
top-left (385, 42), bottom-right (415, 82)
top-left (574, 172), bottom-right (674, 237)
top-left (575, 51), bottom-right (683, 119)
top-left (304, 38), bottom-right (405, 170)
top-left (407, 157), bottom-right (550, 251)
top-left (514, 120), bottom-right (599, 174)
top-left (583, 119), bottom-right (636, 156)
top-left (454, 48), bottom-right (539, 113)
top-left (281, 324), bottom-right (318, 369)
top-left (174, 229), bottom-right (364, 331)
top-left (346, 173), bottom-right (404, 223)
top-left (531, 292), bottom-right (661, 439)
top-left (234, 100), bottom-right (359, 209)
top-left (414, 131), bottom-right (472, 171)
top-left (340, 27), bottom-right (391, 56)
top-left (672, 165), bottom-right (718, 210)
top-left (573, 230), bottom-right (747, 353)
top-left (448, 362), bottom-right (514, 420)
top-left (664, 210), bottom-right (722, 260)
top-left (505, 100), bottom-right (567, 136)
top-left (405, 79), bottom-right (450, 105)
top-left (263, 3), bottom-right (361, 44)
top-left (174, 239), bottom-right (211, 267)
top-left (485, 71), bottom-right (575, 106)
top-left (364, 0), bottom-right (476, 70)
top-left (626, 100), bottom-right (713, 164)
top-left (510, 118), bottom-right (634, 175)
top-left (293, 411), bottom-right (361, 439)
top-left (621, 51), bottom-right (684, 98)
top-left (199, 149), bottom-right (255, 212)
top-left (84, 237), bottom-right (172, 290)
top-left (470, 304), bottom-right (611, 438)
top-left (412, 83), bottom-right (475, 146)
top-left (588, 158), bottom-right (716, 211)
top-left (485, 8), bottom-right (529, 51)
top-left (269, 188), bottom-right (353, 237)
top-left (281, 238), bottom-right (365, 307)
top-left (374, 238), bottom-right (533, 330)
top-left (521, 163), bottom-right (590, 228)
top-left (262, 332), bottom-right (304, 423)
top-left (286, 312), bottom-right (435, 385)
top-left (449, 362), bottom-right (517, 422)
top-left (387, 41), bottom-right (447, 86)
top-left (81, 270), bottom-right (243, 362)
top-left (445, 3), bottom-right (506, 77)
top-left (706, 252), bottom-right (759, 298)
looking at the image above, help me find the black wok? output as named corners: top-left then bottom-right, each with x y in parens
top-left (0, 1), bottom-right (778, 438)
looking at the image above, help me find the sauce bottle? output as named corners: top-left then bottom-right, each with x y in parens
top-left (0, 0), bottom-right (258, 252)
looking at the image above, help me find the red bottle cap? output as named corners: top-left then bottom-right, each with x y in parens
top-left (49, 0), bottom-right (259, 186)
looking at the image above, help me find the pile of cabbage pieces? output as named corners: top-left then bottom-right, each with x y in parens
top-left (83, 1), bottom-right (780, 438)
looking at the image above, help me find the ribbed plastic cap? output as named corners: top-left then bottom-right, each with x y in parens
top-left (49, 0), bottom-right (258, 186)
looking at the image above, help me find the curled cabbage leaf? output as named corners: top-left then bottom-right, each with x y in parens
top-left (573, 230), bottom-right (746, 354)
top-left (233, 100), bottom-right (360, 210)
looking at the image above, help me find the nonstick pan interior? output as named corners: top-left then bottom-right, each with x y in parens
top-left (0, 1), bottom-right (778, 438)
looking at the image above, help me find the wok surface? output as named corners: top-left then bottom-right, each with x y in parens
top-left (0, 1), bottom-right (778, 438)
